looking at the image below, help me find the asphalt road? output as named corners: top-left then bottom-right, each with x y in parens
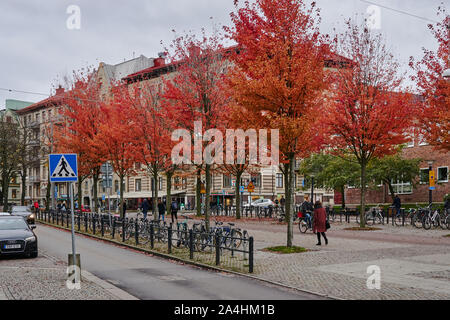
top-left (34, 224), bottom-right (325, 300)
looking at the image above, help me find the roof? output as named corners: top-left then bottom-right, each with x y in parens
top-left (5, 99), bottom-right (34, 111)
top-left (100, 55), bottom-right (154, 84)
top-left (15, 92), bottom-right (65, 115)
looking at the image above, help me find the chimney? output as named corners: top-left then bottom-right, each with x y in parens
top-left (154, 53), bottom-right (166, 68)
top-left (55, 85), bottom-right (64, 95)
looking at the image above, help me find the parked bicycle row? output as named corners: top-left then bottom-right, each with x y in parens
top-left (36, 210), bottom-right (255, 273)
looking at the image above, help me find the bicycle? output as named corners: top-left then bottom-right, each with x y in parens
top-left (422, 207), bottom-right (441, 230)
top-left (298, 210), bottom-right (313, 233)
top-left (175, 215), bottom-right (192, 248)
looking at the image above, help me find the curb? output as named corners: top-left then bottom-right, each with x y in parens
top-left (81, 270), bottom-right (139, 300)
top-left (37, 220), bottom-right (339, 300)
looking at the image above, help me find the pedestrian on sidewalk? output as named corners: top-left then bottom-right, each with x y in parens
top-left (158, 199), bottom-right (166, 222)
top-left (171, 199), bottom-right (178, 224)
top-left (33, 200), bottom-right (39, 215)
top-left (313, 200), bottom-right (328, 246)
top-left (122, 200), bottom-right (127, 218)
top-left (141, 198), bottom-right (149, 220)
top-left (393, 194), bottom-right (401, 216)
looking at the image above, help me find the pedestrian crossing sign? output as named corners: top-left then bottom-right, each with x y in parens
top-left (49, 154), bottom-right (78, 182)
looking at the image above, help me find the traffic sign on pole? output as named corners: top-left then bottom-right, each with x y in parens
top-left (49, 154), bottom-right (78, 182)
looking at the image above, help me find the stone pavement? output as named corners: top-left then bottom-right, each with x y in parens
top-left (0, 250), bottom-right (137, 300)
top-left (228, 219), bottom-right (450, 300)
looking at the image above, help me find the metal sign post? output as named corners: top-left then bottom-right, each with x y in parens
top-left (49, 154), bottom-right (79, 285)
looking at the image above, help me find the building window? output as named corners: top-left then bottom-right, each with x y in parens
top-left (159, 177), bottom-right (162, 191)
top-left (182, 177), bottom-right (187, 189)
top-left (174, 177), bottom-right (180, 190)
top-left (223, 175), bottom-right (231, 188)
top-left (420, 168), bottom-right (429, 184)
top-left (391, 179), bottom-right (412, 194)
top-left (135, 162), bottom-right (141, 170)
top-left (114, 180), bottom-right (119, 193)
top-left (135, 179), bottom-right (142, 192)
top-left (12, 189), bottom-right (17, 199)
top-left (437, 167), bottom-right (448, 182)
top-left (250, 174), bottom-right (261, 187)
top-left (276, 173), bottom-right (283, 188)
top-left (418, 133), bottom-right (428, 146)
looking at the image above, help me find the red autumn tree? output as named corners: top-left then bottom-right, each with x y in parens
top-left (324, 20), bottom-right (414, 227)
top-left (226, 0), bottom-right (329, 246)
top-left (96, 83), bottom-right (138, 218)
top-left (163, 30), bottom-right (230, 230)
top-left (410, 7), bottom-right (449, 151)
top-left (54, 70), bottom-right (107, 212)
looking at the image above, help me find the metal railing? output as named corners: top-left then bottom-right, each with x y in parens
top-left (37, 210), bottom-right (255, 273)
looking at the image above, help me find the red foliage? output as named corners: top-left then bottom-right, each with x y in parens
top-left (410, 7), bottom-right (449, 151)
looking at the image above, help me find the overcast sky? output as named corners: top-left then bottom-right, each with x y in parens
top-left (0, 0), bottom-right (446, 108)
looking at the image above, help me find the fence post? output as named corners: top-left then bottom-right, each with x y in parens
top-left (77, 214), bottom-right (80, 231)
top-left (387, 207), bottom-right (390, 225)
top-left (135, 220), bottom-right (139, 245)
top-left (402, 208), bottom-right (405, 226)
top-left (249, 236), bottom-right (254, 273)
top-left (168, 225), bottom-right (172, 254)
top-left (67, 213), bottom-right (70, 228)
top-left (101, 216), bottom-right (105, 237)
top-left (112, 219), bottom-right (116, 239)
top-left (56, 212), bottom-right (59, 225)
top-left (215, 233), bottom-right (220, 266)
top-left (189, 229), bottom-right (194, 259)
top-left (150, 224), bottom-right (154, 249)
top-left (93, 215), bottom-right (96, 235)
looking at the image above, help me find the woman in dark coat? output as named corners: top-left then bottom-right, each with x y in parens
top-left (313, 201), bottom-right (328, 245)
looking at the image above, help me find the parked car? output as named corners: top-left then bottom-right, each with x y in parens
top-left (0, 212), bottom-right (11, 216)
top-left (0, 215), bottom-right (38, 258)
top-left (243, 198), bottom-right (275, 208)
top-left (9, 206), bottom-right (36, 226)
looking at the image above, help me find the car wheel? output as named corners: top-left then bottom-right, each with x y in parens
top-left (30, 251), bottom-right (38, 258)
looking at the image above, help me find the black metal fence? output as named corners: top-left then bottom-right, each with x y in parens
top-left (37, 210), bottom-right (254, 273)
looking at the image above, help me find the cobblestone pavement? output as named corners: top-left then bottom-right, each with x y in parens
top-left (0, 250), bottom-right (133, 300)
top-left (182, 215), bottom-right (450, 300)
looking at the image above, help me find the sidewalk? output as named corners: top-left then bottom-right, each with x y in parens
top-left (0, 250), bottom-right (137, 300)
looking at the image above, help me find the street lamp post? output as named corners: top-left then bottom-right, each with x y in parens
top-left (310, 173), bottom-right (315, 203)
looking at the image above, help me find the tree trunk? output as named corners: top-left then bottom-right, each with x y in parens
top-left (283, 163), bottom-right (290, 223)
top-left (340, 185), bottom-right (346, 210)
top-left (153, 168), bottom-right (159, 220)
top-left (119, 174), bottom-right (124, 219)
top-left (386, 181), bottom-right (396, 202)
top-left (360, 161), bottom-right (367, 228)
top-left (205, 164), bottom-right (211, 231)
top-left (93, 173), bottom-right (99, 213)
top-left (196, 170), bottom-right (202, 216)
top-left (166, 171), bottom-right (173, 217)
top-left (286, 155), bottom-right (294, 247)
top-left (45, 177), bottom-right (51, 212)
top-left (21, 171), bottom-right (26, 206)
top-left (235, 171), bottom-right (243, 219)
top-left (77, 177), bottom-right (84, 214)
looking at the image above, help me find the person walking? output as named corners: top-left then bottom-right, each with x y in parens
top-left (313, 200), bottom-right (328, 246)
top-left (157, 199), bottom-right (166, 222)
top-left (171, 199), bottom-right (179, 224)
top-left (280, 196), bottom-right (285, 207)
top-left (393, 194), bottom-right (401, 216)
top-left (33, 200), bottom-right (39, 215)
top-left (141, 198), bottom-right (149, 220)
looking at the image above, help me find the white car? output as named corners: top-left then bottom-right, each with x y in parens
top-left (244, 199), bottom-right (275, 208)
top-left (0, 212), bottom-right (11, 216)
